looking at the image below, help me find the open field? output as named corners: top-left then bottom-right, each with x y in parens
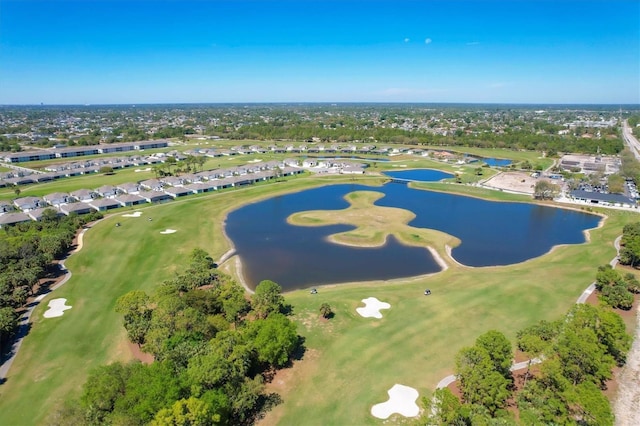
top-left (0, 159), bottom-right (635, 425)
top-left (263, 206), bottom-right (629, 425)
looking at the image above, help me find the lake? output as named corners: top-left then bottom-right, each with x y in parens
top-left (225, 173), bottom-right (600, 291)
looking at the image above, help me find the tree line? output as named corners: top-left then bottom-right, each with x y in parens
top-left (0, 210), bottom-right (102, 355)
top-left (206, 124), bottom-right (623, 155)
top-left (426, 303), bottom-right (630, 425)
top-left (51, 249), bottom-right (300, 426)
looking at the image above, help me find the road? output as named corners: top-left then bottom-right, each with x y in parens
top-left (622, 120), bottom-right (640, 161)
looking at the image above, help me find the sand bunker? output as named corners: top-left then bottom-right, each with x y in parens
top-left (43, 298), bottom-right (72, 318)
top-left (371, 384), bottom-right (420, 419)
top-left (248, 159), bottom-right (263, 163)
top-left (135, 168), bottom-right (152, 172)
top-left (356, 297), bottom-right (390, 319)
top-left (160, 229), bottom-right (177, 234)
top-left (122, 211), bottom-right (143, 217)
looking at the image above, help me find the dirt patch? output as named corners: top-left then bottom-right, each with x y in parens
top-left (128, 342), bottom-right (154, 364)
top-left (483, 172), bottom-right (549, 195)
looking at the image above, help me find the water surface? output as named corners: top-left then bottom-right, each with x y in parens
top-left (226, 177), bottom-right (600, 291)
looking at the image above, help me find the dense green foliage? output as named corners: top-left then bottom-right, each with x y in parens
top-left (429, 303), bottom-right (630, 425)
top-left (64, 250), bottom-right (299, 425)
top-left (620, 222), bottom-right (640, 267)
top-left (0, 210), bottom-right (102, 352)
top-left (516, 304), bottom-right (629, 425)
top-left (595, 264), bottom-right (638, 309)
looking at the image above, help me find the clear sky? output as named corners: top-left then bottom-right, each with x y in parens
top-left (0, 0), bottom-right (638, 105)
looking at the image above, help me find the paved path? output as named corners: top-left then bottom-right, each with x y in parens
top-left (435, 234), bottom-right (622, 390)
top-left (0, 226), bottom-right (90, 381)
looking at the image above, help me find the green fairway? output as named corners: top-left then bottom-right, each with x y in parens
top-left (0, 167), bottom-right (633, 425)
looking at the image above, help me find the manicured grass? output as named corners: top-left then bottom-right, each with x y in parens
top-left (0, 165), bottom-right (634, 425)
top-left (264, 206), bottom-right (628, 425)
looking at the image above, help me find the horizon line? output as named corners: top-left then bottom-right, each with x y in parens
top-left (1, 101), bottom-right (639, 107)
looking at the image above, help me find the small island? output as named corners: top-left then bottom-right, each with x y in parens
top-left (287, 190), bottom-right (460, 267)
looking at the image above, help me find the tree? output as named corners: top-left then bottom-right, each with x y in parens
top-left (14, 187), bottom-right (20, 197)
top-left (165, 156), bottom-right (177, 174)
top-left (0, 307), bottom-right (18, 349)
top-left (247, 313), bottom-right (298, 368)
top-left (81, 363), bottom-right (131, 424)
top-left (111, 362), bottom-right (185, 425)
top-left (533, 180), bottom-right (559, 200)
top-left (151, 397), bottom-right (221, 426)
top-left (607, 173), bottom-right (625, 194)
top-left (624, 272), bottom-right (640, 293)
top-left (428, 388), bottom-right (465, 425)
top-left (115, 290), bottom-right (153, 345)
top-left (319, 303), bottom-right (333, 319)
top-left (251, 280), bottom-right (284, 319)
top-left (475, 330), bottom-right (513, 379)
top-left (196, 156), bottom-right (206, 171)
top-left (555, 327), bottom-right (613, 386)
top-left (455, 346), bottom-right (511, 415)
top-left (99, 166), bottom-right (114, 175)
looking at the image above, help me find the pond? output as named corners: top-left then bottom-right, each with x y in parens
top-left (225, 175), bottom-right (600, 291)
top-left (384, 169), bottom-right (453, 182)
top-left (481, 157), bottom-right (512, 167)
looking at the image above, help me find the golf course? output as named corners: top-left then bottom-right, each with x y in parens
top-left (0, 155), bottom-right (634, 425)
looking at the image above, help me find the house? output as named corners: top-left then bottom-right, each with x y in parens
top-left (28, 207), bottom-right (64, 221)
top-left (212, 178), bottom-right (235, 189)
top-left (60, 203), bottom-right (93, 216)
top-left (134, 140), bottom-right (169, 150)
top-left (3, 176), bottom-right (36, 186)
top-left (569, 190), bottom-right (636, 208)
top-left (95, 185), bottom-right (118, 198)
top-left (117, 182), bottom-right (140, 194)
top-left (183, 183), bottom-right (206, 194)
top-left (161, 176), bottom-right (184, 187)
top-left (33, 173), bottom-right (57, 183)
top-left (2, 151), bottom-right (56, 163)
top-left (0, 200), bottom-right (14, 213)
top-left (69, 189), bottom-right (97, 203)
top-left (180, 173), bottom-right (200, 184)
top-left (139, 179), bottom-right (164, 191)
top-left (115, 194), bottom-right (147, 207)
top-left (341, 165), bottom-right (366, 174)
top-left (89, 198), bottom-right (121, 212)
top-left (139, 191), bottom-right (172, 203)
top-left (55, 146), bottom-right (100, 158)
top-left (13, 196), bottom-right (44, 211)
top-left (0, 212), bottom-right (32, 227)
top-left (43, 192), bottom-right (70, 207)
top-left (164, 186), bottom-right (192, 198)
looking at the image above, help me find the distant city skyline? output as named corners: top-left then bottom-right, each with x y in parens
top-left (0, 0), bottom-right (638, 105)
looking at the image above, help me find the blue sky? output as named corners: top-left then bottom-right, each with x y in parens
top-left (0, 0), bottom-right (638, 104)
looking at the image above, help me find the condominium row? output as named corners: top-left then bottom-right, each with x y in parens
top-left (0, 161), bottom-right (307, 227)
top-left (0, 140), bottom-right (169, 163)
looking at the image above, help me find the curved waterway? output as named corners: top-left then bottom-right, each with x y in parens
top-left (226, 171), bottom-right (600, 291)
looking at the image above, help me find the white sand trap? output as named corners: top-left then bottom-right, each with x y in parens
top-left (356, 297), bottom-right (390, 319)
top-left (134, 168), bottom-right (152, 172)
top-left (43, 298), bottom-right (72, 318)
top-left (248, 159), bottom-right (263, 163)
top-left (371, 384), bottom-right (420, 419)
top-left (160, 229), bottom-right (177, 234)
top-left (122, 211), bottom-right (143, 217)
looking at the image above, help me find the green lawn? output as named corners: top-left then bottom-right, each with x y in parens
top-left (0, 162), bottom-right (633, 425)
